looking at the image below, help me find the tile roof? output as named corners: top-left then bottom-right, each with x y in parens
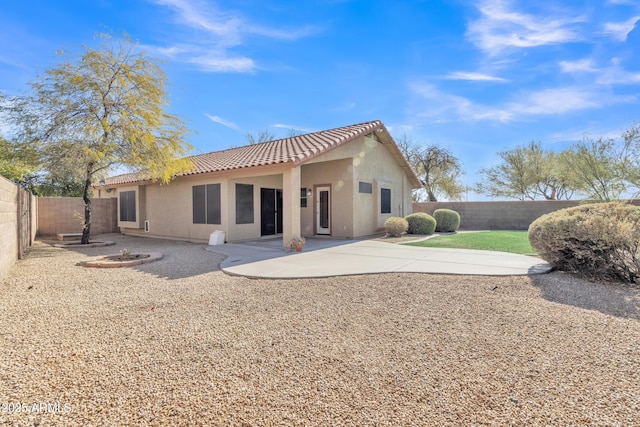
top-left (97, 120), bottom-right (421, 187)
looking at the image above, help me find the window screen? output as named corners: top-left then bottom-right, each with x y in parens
top-left (192, 185), bottom-right (206, 224)
top-left (381, 188), bottom-right (391, 214)
top-left (235, 184), bottom-right (254, 224)
top-left (359, 181), bottom-right (373, 194)
top-left (119, 190), bottom-right (136, 222)
top-left (193, 184), bottom-right (221, 224)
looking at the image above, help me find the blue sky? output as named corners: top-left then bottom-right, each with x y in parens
top-left (1, 0), bottom-right (639, 199)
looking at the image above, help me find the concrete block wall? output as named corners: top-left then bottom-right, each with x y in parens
top-left (0, 175), bottom-right (19, 281)
top-left (37, 197), bottom-right (118, 237)
top-left (412, 200), bottom-right (640, 230)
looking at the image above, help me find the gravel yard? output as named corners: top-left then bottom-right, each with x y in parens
top-left (1, 234), bottom-right (639, 426)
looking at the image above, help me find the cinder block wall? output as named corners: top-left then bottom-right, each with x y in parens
top-left (0, 175), bottom-right (19, 281)
top-left (413, 200), bottom-right (640, 230)
top-left (37, 197), bottom-right (118, 237)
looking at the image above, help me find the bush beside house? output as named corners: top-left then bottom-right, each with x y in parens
top-left (434, 209), bottom-right (461, 232)
top-left (405, 213), bottom-right (436, 235)
top-left (384, 217), bottom-right (408, 237)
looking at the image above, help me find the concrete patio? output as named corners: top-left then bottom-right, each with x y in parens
top-left (207, 237), bottom-right (552, 279)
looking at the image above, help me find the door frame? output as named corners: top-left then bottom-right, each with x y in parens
top-left (260, 188), bottom-right (283, 236)
top-left (314, 184), bottom-right (331, 235)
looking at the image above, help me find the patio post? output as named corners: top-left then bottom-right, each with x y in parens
top-left (282, 166), bottom-right (302, 249)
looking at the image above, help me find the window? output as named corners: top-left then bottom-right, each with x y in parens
top-left (381, 188), bottom-right (391, 214)
top-left (193, 184), bottom-right (221, 224)
top-left (359, 181), bottom-right (372, 194)
top-left (235, 183), bottom-right (254, 224)
top-left (300, 188), bottom-right (308, 208)
top-left (119, 190), bottom-right (136, 222)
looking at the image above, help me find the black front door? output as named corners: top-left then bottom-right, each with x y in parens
top-left (261, 188), bottom-right (283, 236)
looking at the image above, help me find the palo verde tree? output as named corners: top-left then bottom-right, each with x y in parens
top-left (567, 136), bottom-right (626, 201)
top-left (476, 141), bottom-right (577, 200)
top-left (1, 35), bottom-right (192, 243)
top-left (397, 134), bottom-right (464, 202)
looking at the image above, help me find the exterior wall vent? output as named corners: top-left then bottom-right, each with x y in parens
top-left (144, 220), bottom-right (150, 233)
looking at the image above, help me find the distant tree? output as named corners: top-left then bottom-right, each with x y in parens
top-left (568, 137), bottom-right (626, 201)
top-left (245, 129), bottom-right (275, 145)
top-left (35, 177), bottom-right (86, 197)
top-left (286, 128), bottom-right (305, 138)
top-left (476, 141), bottom-right (577, 200)
top-left (397, 134), bottom-right (464, 202)
top-left (0, 35), bottom-right (192, 243)
top-left (619, 123), bottom-right (640, 197)
top-left (0, 135), bottom-right (40, 191)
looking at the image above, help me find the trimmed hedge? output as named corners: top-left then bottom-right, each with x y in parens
top-left (434, 209), bottom-right (461, 232)
top-left (384, 216), bottom-right (408, 237)
top-left (528, 202), bottom-right (640, 283)
top-left (405, 213), bottom-right (436, 235)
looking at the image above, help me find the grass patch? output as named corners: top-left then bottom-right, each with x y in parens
top-left (405, 231), bottom-right (536, 255)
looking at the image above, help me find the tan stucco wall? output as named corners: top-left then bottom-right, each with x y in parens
top-left (300, 158), bottom-right (354, 238)
top-left (227, 174), bottom-right (283, 241)
top-left (303, 135), bottom-right (413, 238)
top-left (117, 167), bottom-right (290, 243)
top-left (112, 135), bottom-right (416, 243)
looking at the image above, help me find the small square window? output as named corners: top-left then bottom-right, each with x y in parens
top-left (359, 182), bottom-right (372, 194)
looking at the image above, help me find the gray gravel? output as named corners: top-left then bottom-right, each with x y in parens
top-left (1, 234), bottom-right (639, 426)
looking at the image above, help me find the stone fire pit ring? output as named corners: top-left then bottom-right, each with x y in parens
top-left (78, 252), bottom-right (163, 268)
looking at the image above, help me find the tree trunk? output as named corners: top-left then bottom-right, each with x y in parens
top-left (427, 189), bottom-right (438, 202)
top-left (81, 163), bottom-right (93, 244)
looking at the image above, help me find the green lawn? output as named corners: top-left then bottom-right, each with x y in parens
top-left (404, 231), bottom-right (537, 255)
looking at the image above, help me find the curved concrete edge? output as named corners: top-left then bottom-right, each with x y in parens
top-left (211, 240), bottom-right (552, 279)
top-left (53, 241), bottom-right (116, 248)
top-left (77, 252), bottom-right (163, 268)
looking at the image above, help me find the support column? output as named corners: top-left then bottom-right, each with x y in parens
top-left (282, 166), bottom-right (302, 249)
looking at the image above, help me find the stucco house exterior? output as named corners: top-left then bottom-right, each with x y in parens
top-left (94, 120), bottom-right (422, 247)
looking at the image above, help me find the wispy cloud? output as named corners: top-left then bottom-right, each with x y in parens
top-left (205, 114), bottom-right (241, 131)
top-left (608, 0), bottom-right (638, 5)
top-left (509, 87), bottom-right (603, 115)
top-left (410, 82), bottom-right (632, 123)
top-left (147, 0), bottom-right (318, 73)
top-left (152, 0), bottom-right (242, 46)
top-left (190, 55), bottom-right (255, 73)
top-left (142, 42), bottom-right (255, 73)
top-left (597, 66), bottom-right (640, 85)
top-left (602, 16), bottom-right (640, 41)
top-left (272, 123), bottom-right (314, 133)
top-left (410, 82), bottom-right (513, 122)
top-left (249, 24), bottom-right (320, 41)
top-left (559, 58), bottom-right (599, 73)
top-left (467, 0), bottom-right (584, 55)
top-left (442, 71), bottom-right (507, 82)
top-left (560, 57), bottom-right (640, 85)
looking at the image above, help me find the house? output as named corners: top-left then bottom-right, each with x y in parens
top-left (94, 120), bottom-right (422, 247)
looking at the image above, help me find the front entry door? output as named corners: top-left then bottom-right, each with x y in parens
top-left (316, 186), bottom-right (331, 235)
top-left (261, 188), bottom-right (283, 236)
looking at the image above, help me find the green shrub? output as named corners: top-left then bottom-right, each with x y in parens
top-left (384, 216), bottom-right (408, 237)
top-left (433, 209), bottom-right (461, 232)
top-left (405, 212), bottom-right (436, 235)
top-left (528, 202), bottom-right (640, 283)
